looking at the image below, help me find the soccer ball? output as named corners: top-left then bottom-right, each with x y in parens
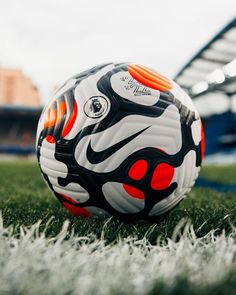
top-left (36, 63), bottom-right (204, 220)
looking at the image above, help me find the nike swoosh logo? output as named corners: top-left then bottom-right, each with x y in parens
top-left (86, 126), bottom-right (150, 164)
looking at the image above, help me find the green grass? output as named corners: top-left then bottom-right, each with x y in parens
top-left (1, 160), bottom-right (236, 295)
top-left (0, 161), bottom-right (236, 243)
top-left (200, 164), bottom-right (236, 185)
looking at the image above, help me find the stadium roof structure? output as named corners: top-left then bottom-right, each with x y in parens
top-left (175, 17), bottom-right (236, 100)
top-left (175, 17), bottom-right (236, 157)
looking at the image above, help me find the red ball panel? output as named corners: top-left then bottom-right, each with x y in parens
top-left (128, 159), bottom-right (148, 181)
top-left (150, 163), bottom-right (174, 190)
top-left (60, 194), bottom-right (91, 218)
top-left (122, 184), bottom-right (145, 199)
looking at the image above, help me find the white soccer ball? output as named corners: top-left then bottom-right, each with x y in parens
top-left (36, 63), bottom-right (204, 220)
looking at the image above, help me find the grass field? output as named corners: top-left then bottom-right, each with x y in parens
top-left (1, 161), bottom-right (236, 294)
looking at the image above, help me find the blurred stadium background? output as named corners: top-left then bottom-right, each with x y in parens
top-left (176, 18), bottom-right (236, 163)
top-left (1, 13), bottom-right (236, 163)
top-left (0, 69), bottom-right (41, 155)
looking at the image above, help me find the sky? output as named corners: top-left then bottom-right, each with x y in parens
top-left (0, 0), bottom-right (235, 104)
